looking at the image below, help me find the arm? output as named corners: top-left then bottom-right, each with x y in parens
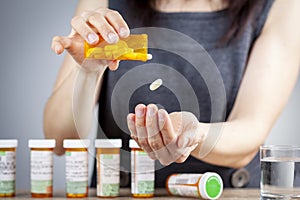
top-left (192, 0), bottom-right (300, 168)
top-left (44, 0), bottom-right (129, 155)
top-left (127, 0), bottom-right (300, 167)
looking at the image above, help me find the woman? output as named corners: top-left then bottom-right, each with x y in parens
top-left (44, 0), bottom-right (300, 188)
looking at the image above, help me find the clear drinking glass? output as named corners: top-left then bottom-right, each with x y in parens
top-left (260, 145), bottom-right (300, 199)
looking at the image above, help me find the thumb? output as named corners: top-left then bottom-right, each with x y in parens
top-left (51, 36), bottom-right (72, 55)
top-left (177, 123), bottom-right (203, 148)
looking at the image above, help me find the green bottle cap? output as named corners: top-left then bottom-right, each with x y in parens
top-left (199, 172), bottom-right (223, 199)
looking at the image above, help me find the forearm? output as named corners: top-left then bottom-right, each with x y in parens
top-left (191, 119), bottom-right (267, 168)
top-left (44, 58), bottom-right (105, 155)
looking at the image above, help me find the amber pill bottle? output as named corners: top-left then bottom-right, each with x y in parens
top-left (129, 140), bottom-right (155, 198)
top-left (28, 139), bottom-right (56, 198)
top-left (95, 139), bottom-right (122, 198)
top-left (166, 173), bottom-right (223, 199)
top-left (0, 139), bottom-right (18, 197)
top-left (63, 139), bottom-right (90, 198)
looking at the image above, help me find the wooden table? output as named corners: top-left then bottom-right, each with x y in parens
top-left (8, 189), bottom-right (261, 199)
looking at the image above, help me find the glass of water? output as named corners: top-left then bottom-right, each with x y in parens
top-left (260, 145), bottom-right (300, 199)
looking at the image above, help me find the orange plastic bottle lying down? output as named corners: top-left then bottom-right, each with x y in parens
top-left (84, 34), bottom-right (152, 61)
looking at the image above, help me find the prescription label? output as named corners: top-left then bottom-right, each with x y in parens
top-left (168, 185), bottom-right (199, 197)
top-left (131, 151), bottom-right (154, 194)
top-left (97, 154), bottom-right (120, 196)
top-left (30, 151), bottom-right (53, 194)
top-left (65, 151), bottom-right (88, 194)
top-left (0, 151), bottom-right (16, 194)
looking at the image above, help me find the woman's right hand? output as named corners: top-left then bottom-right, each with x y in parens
top-left (51, 8), bottom-right (130, 72)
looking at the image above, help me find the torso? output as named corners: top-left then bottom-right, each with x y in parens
top-left (92, 0), bottom-right (274, 188)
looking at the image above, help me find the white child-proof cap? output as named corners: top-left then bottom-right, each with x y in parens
top-left (0, 139), bottom-right (18, 148)
top-left (129, 139), bottom-right (141, 149)
top-left (28, 139), bottom-right (56, 148)
top-left (63, 139), bottom-right (90, 148)
top-left (95, 139), bottom-right (122, 148)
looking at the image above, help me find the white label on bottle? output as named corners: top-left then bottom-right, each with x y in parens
top-left (0, 151), bottom-right (16, 194)
top-left (31, 151), bottom-right (53, 181)
top-left (97, 154), bottom-right (120, 196)
top-left (167, 174), bottom-right (203, 197)
top-left (168, 185), bottom-right (199, 197)
top-left (131, 150), bottom-right (154, 194)
top-left (0, 151), bottom-right (15, 181)
top-left (65, 151), bottom-right (88, 182)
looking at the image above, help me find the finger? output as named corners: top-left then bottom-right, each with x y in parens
top-left (108, 60), bottom-right (120, 71)
top-left (104, 10), bottom-right (130, 38)
top-left (157, 109), bottom-right (177, 146)
top-left (71, 15), bottom-right (99, 44)
top-left (52, 36), bottom-right (72, 54)
top-left (146, 105), bottom-right (171, 164)
top-left (88, 13), bottom-right (119, 44)
top-left (146, 104), bottom-right (161, 150)
top-left (135, 105), bottom-right (153, 153)
top-left (175, 154), bottom-right (189, 163)
top-left (174, 143), bottom-right (197, 163)
top-left (127, 113), bottom-right (137, 140)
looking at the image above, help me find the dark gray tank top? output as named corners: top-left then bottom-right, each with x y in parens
top-left (92, 0), bottom-right (274, 188)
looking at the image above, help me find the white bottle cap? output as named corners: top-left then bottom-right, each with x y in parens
top-left (28, 139), bottom-right (56, 148)
top-left (129, 139), bottom-right (140, 149)
top-left (63, 139), bottom-right (90, 148)
top-left (199, 172), bottom-right (223, 200)
top-left (0, 139), bottom-right (18, 148)
top-left (95, 139), bottom-right (122, 148)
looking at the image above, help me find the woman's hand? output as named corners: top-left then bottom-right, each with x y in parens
top-left (127, 104), bottom-right (206, 166)
top-left (51, 8), bottom-right (130, 72)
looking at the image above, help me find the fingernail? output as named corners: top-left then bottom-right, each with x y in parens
top-left (119, 27), bottom-right (129, 37)
top-left (158, 111), bottom-right (165, 121)
top-left (107, 32), bottom-right (119, 43)
top-left (147, 107), bottom-right (156, 116)
top-left (87, 33), bottom-right (98, 44)
top-left (54, 45), bottom-right (61, 54)
top-left (127, 115), bottom-right (133, 124)
top-left (136, 107), bottom-right (144, 117)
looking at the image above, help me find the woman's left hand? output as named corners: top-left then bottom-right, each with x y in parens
top-left (127, 104), bottom-right (206, 166)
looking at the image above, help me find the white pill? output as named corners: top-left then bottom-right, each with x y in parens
top-left (150, 79), bottom-right (163, 91)
top-left (147, 54), bottom-right (153, 60)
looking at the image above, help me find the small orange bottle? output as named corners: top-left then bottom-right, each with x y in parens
top-left (129, 140), bottom-right (155, 198)
top-left (63, 139), bottom-right (90, 198)
top-left (95, 139), bottom-right (122, 197)
top-left (28, 139), bottom-right (56, 198)
top-left (84, 34), bottom-right (150, 61)
top-left (0, 139), bottom-right (18, 197)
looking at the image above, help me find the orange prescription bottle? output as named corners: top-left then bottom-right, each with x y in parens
top-left (63, 139), bottom-right (90, 198)
top-left (84, 34), bottom-right (149, 61)
top-left (0, 139), bottom-right (18, 197)
top-left (28, 139), bottom-right (56, 198)
top-left (166, 173), bottom-right (223, 199)
top-left (95, 139), bottom-right (122, 197)
top-left (129, 139), bottom-right (155, 198)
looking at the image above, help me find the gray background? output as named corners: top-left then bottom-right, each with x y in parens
top-left (0, 0), bottom-right (299, 190)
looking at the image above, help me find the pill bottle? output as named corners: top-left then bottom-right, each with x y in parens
top-left (95, 139), bottom-right (122, 197)
top-left (0, 139), bottom-right (18, 197)
top-left (166, 173), bottom-right (223, 199)
top-left (63, 139), bottom-right (90, 198)
top-left (84, 34), bottom-right (149, 61)
top-left (129, 139), bottom-right (155, 198)
top-left (28, 139), bottom-right (56, 198)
